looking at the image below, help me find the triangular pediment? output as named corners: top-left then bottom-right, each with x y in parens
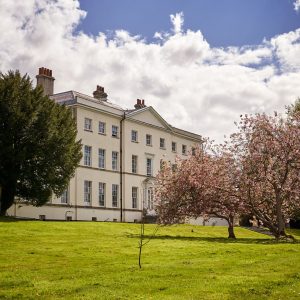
top-left (126, 107), bottom-right (172, 130)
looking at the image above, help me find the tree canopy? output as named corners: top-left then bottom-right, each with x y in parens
top-left (155, 110), bottom-right (300, 240)
top-left (0, 70), bottom-right (82, 215)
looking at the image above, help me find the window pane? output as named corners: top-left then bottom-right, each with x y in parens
top-left (98, 122), bottom-right (105, 134)
top-left (147, 187), bottom-right (153, 210)
top-left (131, 130), bottom-right (138, 142)
top-left (84, 118), bottom-right (92, 131)
top-left (146, 158), bottom-right (152, 176)
top-left (112, 184), bottom-right (118, 207)
top-left (84, 181), bottom-right (92, 203)
top-left (60, 188), bottom-right (68, 204)
top-left (84, 145), bottom-right (92, 166)
top-left (132, 187), bottom-right (138, 209)
top-left (99, 182), bottom-right (105, 206)
top-left (112, 151), bottom-right (118, 170)
top-left (172, 142), bottom-right (177, 152)
top-left (98, 148), bottom-right (105, 169)
top-left (132, 155), bottom-right (137, 173)
top-left (112, 125), bottom-right (118, 137)
top-left (146, 134), bottom-right (152, 146)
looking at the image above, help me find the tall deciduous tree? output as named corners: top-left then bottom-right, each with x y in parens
top-left (0, 70), bottom-right (82, 215)
top-left (155, 144), bottom-right (244, 239)
top-left (231, 113), bottom-right (300, 239)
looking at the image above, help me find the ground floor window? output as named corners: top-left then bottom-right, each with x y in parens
top-left (112, 184), bottom-right (118, 207)
top-left (84, 181), bottom-right (92, 203)
top-left (60, 188), bottom-right (69, 204)
top-left (132, 187), bottom-right (138, 209)
top-left (99, 182), bottom-right (105, 207)
top-left (147, 187), bottom-right (154, 210)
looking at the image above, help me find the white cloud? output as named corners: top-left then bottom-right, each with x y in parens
top-left (0, 1), bottom-right (300, 142)
top-left (294, 0), bottom-right (300, 11)
top-left (170, 12), bottom-right (184, 34)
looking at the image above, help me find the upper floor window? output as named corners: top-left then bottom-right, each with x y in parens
top-left (182, 145), bottom-right (187, 155)
top-left (172, 142), bottom-right (177, 152)
top-left (84, 180), bottom-right (92, 203)
top-left (131, 130), bottom-right (138, 142)
top-left (146, 134), bottom-right (152, 146)
top-left (84, 145), bottom-right (92, 166)
top-left (192, 147), bottom-right (196, 156)
top-left (99, 182), bottom-right (105, 207)
top-left (112, 184), bottom-right (119, 207)
top-left (132, 155), bottom-right (138, 174)
top-left (160, 138), bottom-right (165, 149)
top-left (172, 164), bottom-right (177, 172)
top-left (98, 121), bottom-right (106, 134)
top-left (132, 187), bottom-right (138, 209)
top-left (60, 188), bottom-right (69, 204)
top-left (146, 158), bottom-right (153, 177)
top-left (160, 159), bottom-right (165, 170)
top-left (112, 151), bottom-right (118, 170)
top-left (98, 148), bottom-right (105, 169)
top-left (84, 118), bottom-right (92, 131)
top-left (112, 125), bottom-right (119, 138)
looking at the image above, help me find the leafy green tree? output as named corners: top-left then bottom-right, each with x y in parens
top-left (0, 70), bottom-right (82, 215)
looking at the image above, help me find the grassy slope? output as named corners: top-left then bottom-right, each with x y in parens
top-left (0, 219), bottom-right (300, 300)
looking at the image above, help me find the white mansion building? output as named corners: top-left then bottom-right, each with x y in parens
top-left (8, 68), bottom-right (202, 222)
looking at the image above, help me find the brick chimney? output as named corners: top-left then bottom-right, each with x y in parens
top-left (93, 85), bottom-right (108, 101)
top-left (36, 67), bottom-right (55, 96)
top-left (134, 99), bottom-right (146, 109)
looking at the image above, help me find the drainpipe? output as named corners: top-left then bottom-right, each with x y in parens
top-left (120, 112), bottom-right (126, 222)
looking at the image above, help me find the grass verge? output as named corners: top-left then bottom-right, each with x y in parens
top-left (0, 218), bottom-right (300, 299)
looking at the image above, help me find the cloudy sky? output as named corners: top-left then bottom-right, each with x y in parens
top-left (1, 0), bottom-right (300, 141)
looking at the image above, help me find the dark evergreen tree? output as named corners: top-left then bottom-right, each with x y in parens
top-left (0, 70), bottom-right (82, 215)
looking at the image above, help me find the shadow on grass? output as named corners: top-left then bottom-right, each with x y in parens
top-left (126, 233), bottom-right (299, 244)
top-left (0, 216), bottom-right (33, 222)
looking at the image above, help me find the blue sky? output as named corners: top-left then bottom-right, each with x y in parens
top-left (79, 0), bottom-right (300, 47)
top-left (1, 0), bottom-right (300, 141)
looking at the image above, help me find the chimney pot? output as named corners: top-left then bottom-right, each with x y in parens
top-left (36, 67), bottom-right (55, 96)
top-left (93, 85), bottom-right (107, 101)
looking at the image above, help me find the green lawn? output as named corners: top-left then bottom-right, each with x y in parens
top-left (0, 219), bottom-right (300, 299)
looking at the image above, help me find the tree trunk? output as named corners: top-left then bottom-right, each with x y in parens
top-left (0, 183), bottom-right (16, 216)
top-left (227, 216), bottom-right (236, 239)
top-left (275, 198), bottom-right (286, 239)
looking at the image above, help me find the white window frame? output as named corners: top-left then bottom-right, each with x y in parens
top-left (146, 134), bottom-right (152, 146)
top-left (98, 148), bottom-right (105, 169)
top-left (60, 188), bottom-right (69, 204)
top-left (112, 125), bottom-right (118, 138)
top-left (84, 118), bottom-right (92, 131)
top-left (112, 184), bottom-right (118, 207)
top-left (146, 158), bottom-right (153, 177)
top-left (182, 144), bottom-right (187, 155)
top-left (84, 145), bottom-right (92, 166)
top-left (132, 187), bottom-right (138, 209)
top-left (84, 180), bottom-right (92, 203)
top-left (98, 182), bottom-right (105, 207)
top-left (132, 155), bottom-right (138, 174)
top-left (112, 151), bottom-right (118, 171)
top-left (98, 121), bottom-right (106, 134)
top-left (192, 147), bottom-right (196, 156)
top-left (147, 187), bottom-right (154, 210)
top-left (160, 138), bottom-right (165, 149)
top-left (172, 142), bottom-right (177, 152)
top-left (131, 130), bottom-right (138, 142)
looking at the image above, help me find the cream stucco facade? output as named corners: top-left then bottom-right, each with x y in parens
top-left (8, 76), bottom-right (203, 222)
